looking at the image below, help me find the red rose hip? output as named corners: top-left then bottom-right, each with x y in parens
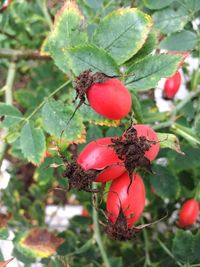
top-left (163, 71), bottom-right (181, 100)
top-left (77, 137), bottom-right (126, 182)
top-left (87, 78), bottom-right (132, 120)
top-left (107, 172), bottom-right (146, 228)
top-left (178, 199), bottom-right (199, 228)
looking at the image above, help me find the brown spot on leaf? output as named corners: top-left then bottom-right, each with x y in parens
top-left (22, 228), bottom-right (64, 256)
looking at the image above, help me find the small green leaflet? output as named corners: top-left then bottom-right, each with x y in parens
top-left (153, 7), bottom-right (189, 34)
top-left (78, 103), bottom-right (120, 127)
top-left (160, 30), bottom-right (198, 52)
top-left (126, 31), bottom-right (157, 65)
top-left (143, 0), bottom-right (175, 10)
top-left (157, 132), bottom-right (184, 154)
top-left (42, 99), bottom-right (86, 143)
top-left (0, 103), bottom-right (22, 128)
top-left (149, 165), bottom-right (180, 199)
top-left (93, 8), bottom-right (152, 64)
top-left (20, 122), bottom-right (46, 165)
top-left (172, 230), bottom-right (200, 264)
top-left (65, 44), bottom-right (119, 76)
top-left (126, 54), bottom-right (182, 91)
top-left (41, 1), bottom-right (87, 73)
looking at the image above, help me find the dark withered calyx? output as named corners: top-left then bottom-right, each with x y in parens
top-left (110, 126), bottom-right (156, 178)
top-left (106, 208), bottom-right (139, 241)
top-left (63, 161), bottom-right (100, 193)
top-left (74, 69), bottom-right (110, 105)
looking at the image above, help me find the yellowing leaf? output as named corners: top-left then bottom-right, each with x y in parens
top-left (93, 8), bottom-right (152, 64)
top-left (41, 0), bottom-right (87, 73)
top-left (17, 228), bottom-right (64, 258)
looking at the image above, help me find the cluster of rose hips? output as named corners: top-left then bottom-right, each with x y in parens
top-left (60, 70), bottom-right (163, 240)
top-left (60, 68), bottom-right (199, 240)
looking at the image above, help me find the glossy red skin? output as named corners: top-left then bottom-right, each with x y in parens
top-left (164, 71), bottom-right (181, 99)
top-left (87, 78), bottom-right (132, 120)
top-left (178, 199), bottom-right (199, 228)
top-left (133, 124), bottom-right (160, 161)
top-left (107, 172), bottom-right (146, 228)
top-left (77, 137), bottom-right (125, 182)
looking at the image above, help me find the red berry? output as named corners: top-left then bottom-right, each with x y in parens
top-left (45, 150), bottom-right (52, 158)
top-left (77, 137), bottom-right (126, 182)
top-left (82, 208), bottom-right (90, 218)
top-left (87, 78), bottom-right (132, 120)
top-left (163, 71), bottom-right (181, 99)
top-left (178, 199), bottom-right (199, 228)
top-left (133, 124), bottom-right (160, 161)
top-left (106, 172), bottom-right (146, 228)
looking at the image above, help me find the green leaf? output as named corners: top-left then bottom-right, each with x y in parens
top-left (66, 44), bottom-right (119, 76)
top-left (86, 125), bottom-right (103, 142)
top-left (84, 0), bottom-right (103, 10)
top-left (182, 0), bottom-right (200, 13)
top-left (0, 227), bottom-right (9, 240)
top-left (157, 132), bottom-right (184, 154)
top-left (20, 122), bottom-right (46, 164)
top-left (143, 0), bottom-right (175, 10)
top-left (46, 259), bottom-right (64, 267)
top-left (42, 99), bottom-right (86, 143)
top-left (168, 145), bottom-right (200, 171)
top-left (42, 1), bottom-right (87, 73)
top-left (172, 230), bottom-right (194, 263)
top-left (153, 7), bottom-right (189, 34)
top-left (126, 54), bottom-right (182, 91)
top-left (57, 230), bottom-right (77, 256)
top-left (72, 238), bottom-right (93, 255)
top-left (160, 30), bottom-right (198, 52)
top-left (14, 228), bottom-right (64, 259)
top-left (110, 257), bottom-right (123, 267)
top-left (93, 8), bottom-right (152, 64)
top-left (0, 103), bottom-right (22, 128)
top-left (127, 31), bottom-right (157, 64)
top-left (149, 165), bottom-right (180, 199)
top-left (193, 232), bottom-right (200, 263)
top-left (14, 90), bottom-right (37, 110)
top-left (79, 103), bottom-right (121, 127)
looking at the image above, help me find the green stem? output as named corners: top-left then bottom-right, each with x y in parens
top-left (25, 80), bottom-right (71, 122)
top-left (172, 88), bottom-right (200, 115)
top-left (92, 184), bottom-right (111, 267)
top-left (0, 48), bottom-right (51, 61)
top-left (157, 238), bottom-right (183, 267)
top-left (5, 62), bottom-right (16, 105)
top-left (153, 88), bottom-right (200, 130)
top-left (152, 120), bottom-right (173, 130)
top-left (141, 218), bottom-right (151, 267)
top-left (0, 62), bottom-right (16, 166)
